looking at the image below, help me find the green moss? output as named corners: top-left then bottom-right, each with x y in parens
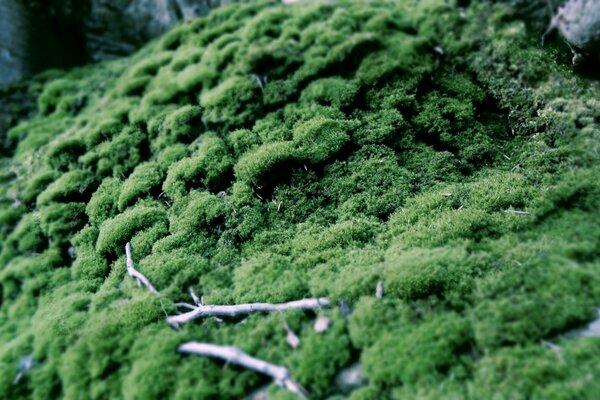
top-left (86, 177), bottom-right (122, 226)
top-left (40, 203), bottom-right (87, 240)
top-left (200, 75), bottom-right (263, 127)
top-left (362, 312), bottom-right (471, 385)
top-left (96, 201), bottom-right (167, 256)
top-left (118, 162), bottom-right (164, 211)
top-left (95, 126), bottom-right (147, 177)
top-left (381, 245), bottom-right (472, 301)
top-left (82, 118), bottom-right (124, 148)
top-left (46, 137), bottom-right (86, 171)
top-left (234, 141), bottom-right (296, 184)
top-left (116, 76), bottom-right (152, 97)
top-left (470, 339), bottom-right (600, 399)
top-left (290, 314), bottom-right (351, 397)
top-left (162, 134), bottom-right (233, 199)
top-left (300, 77), bottom-right (359, 108)
top-left (129, 52), bottom-right (173, 78)
top-left (169, 190), bottom-right (225, 235)
top-left (37, 170), bottom-right (96, 207)
top-left (37, 79), bottom-right (75, 116)
top-left (21, 170), bottom-right (60, 205)
top-left (292, 116), bottom-right (352, 164)
top-left (471, 253), bottom-right (596, 349)
top-left (2, 0), bottom-right (600, 398)
top-left (233, 252), bottom-right (308, 303)
top-left (152, 106), bottom-right (203, 152)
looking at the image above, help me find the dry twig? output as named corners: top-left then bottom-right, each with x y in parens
top-left (179, 342), bottom-right (307, 398)
top-left (504, 209), bottom-right (530, 215)
top-left (168, 297), bottom-right (330, 327)
top-left (125, 242), bottom-right (159, 295)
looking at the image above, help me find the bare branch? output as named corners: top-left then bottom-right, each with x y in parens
top-left (375, 280), bottom-right (383, 298)
top-left (189, 287), bottom-right (202, 305)
top-left (167, 297), bottom-right (330, 327)
top-left (504, 209), bottom-right (530, 215)
top-left (125, 242), bottom-right (159, 295)
top-left (174, 302), bottom-right (197, 310)
top-left (179, 342), bottom-right (307, 398)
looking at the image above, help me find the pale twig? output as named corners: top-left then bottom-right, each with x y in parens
top-left (179, 342), bottom-right (307, 398)
top-left (189, 287), bottom-right (202, 305)
top-left (125, 242), bottom-right (159, 295)
top-left (167, 297), bottom-right (330, 327)
top-left (375, 280), bottom-right (383, 298)
top-left (504, 209), bottom-right (530, 215)
top-left (175, 302), bottom-right (198, 310)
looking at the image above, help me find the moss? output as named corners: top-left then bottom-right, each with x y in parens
top-left (162, 134), bottom-right (233, 199)
top-left (95, 126), bottom-right (147, 178)
top-left (116, 76), bottom-right (152, 97)
top-left (380, 245), bottom-right (472, 301)
top-left (235, 141), bottom-right (296, 184)
top-left (21, 170), bottom-right (60, 205)
top-left (37, 170), bottom-right (96, 207)
top-left (292, 116), bottom-right (352, 164)
top-left (129, 52), bottom-right (173, 78)
top-left (200, 75), bottom-right (263, 127)
top-left (169, 190), bottom-right (225, 235)
top-left (95, 201), bottom-right (167, 256)
top-left (290, 314), bottom-right (351, 397)
top-left (37, 79), bottom-right (75, 116)
top-left (86, 177), bottom-right (122, 227)
top-left (46, 137), bottom-right (86, 171)
top-left (233, 252), bottom-right (308, 303)
top-left (2, 0), bottom-right (600, 398)
top-left (82, 118), bottom-right (124, 148)
top-left (40, 202), bottom-right (87, 241)
top-left (153, 105), bottom-right (203, 152)
top-left (156, 144), bottom-right (189, 170)
top-left (471, 254), bottom-right (596, 349)
top-left (362, 312), bottom-right (471, 385)
top-left (118, 162), bottom-right (164, 211)
top-left (470, 339), bottom-right (600, 399)
top-left (300, 77), bottom-right (359, 108)
top-left (71, 228), bottom-right (109, 284)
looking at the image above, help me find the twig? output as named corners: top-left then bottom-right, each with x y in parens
top-left (504, 209), bottom-right (530, 215)
top-left (125, 242), bottom-right (159, 295)
top-left (175, 302), bottom-right (197, 310)
top-left (189, 287), bottom-right (202, 305)
top-left (167, 297), bottom-right (330, 327)
top-left (178, 342), bottom-right (307, 398)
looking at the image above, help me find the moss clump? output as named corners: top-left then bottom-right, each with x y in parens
top-left (37, 170), bottom-right (96, 207)
top-left (118, 162), bottom-right (164, 211)
top-left (163, 134), bottom-right (233, 199)
top-left (96, 201), bottom-right (167, 256)
top-left (200, 75), bottom-right (263, 127)
top-left (1, 0), bottom-right (600, 399)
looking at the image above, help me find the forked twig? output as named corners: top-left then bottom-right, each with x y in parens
top-left (125, 242), bottom-right (159, 295)
top-left (179, 342), bottom-right (307, 398)
top-left (167, 297), bottom-right (330, 327)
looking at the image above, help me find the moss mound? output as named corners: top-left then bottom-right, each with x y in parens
top-left (1, 0), bottom-right (600, 398)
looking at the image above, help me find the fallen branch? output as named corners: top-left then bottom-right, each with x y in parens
top-left (179, 342), bottom-right (307, 398)
top-left (125, 242), bottom-right (159, 295)
top-left (504, 209), bottom-right (530, 215)
top-left (168, 297), bottom-right (330, 327)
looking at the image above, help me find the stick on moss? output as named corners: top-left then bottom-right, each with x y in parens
top-left (178, 342), bottom-right (307, 398)
top-left (125, 242), bottom-right (159, 295)
top-left (167, 297), bottom-right (330, 327)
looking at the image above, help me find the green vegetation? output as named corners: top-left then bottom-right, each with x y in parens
top-left (1, 0), bottom-right (599, 398)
